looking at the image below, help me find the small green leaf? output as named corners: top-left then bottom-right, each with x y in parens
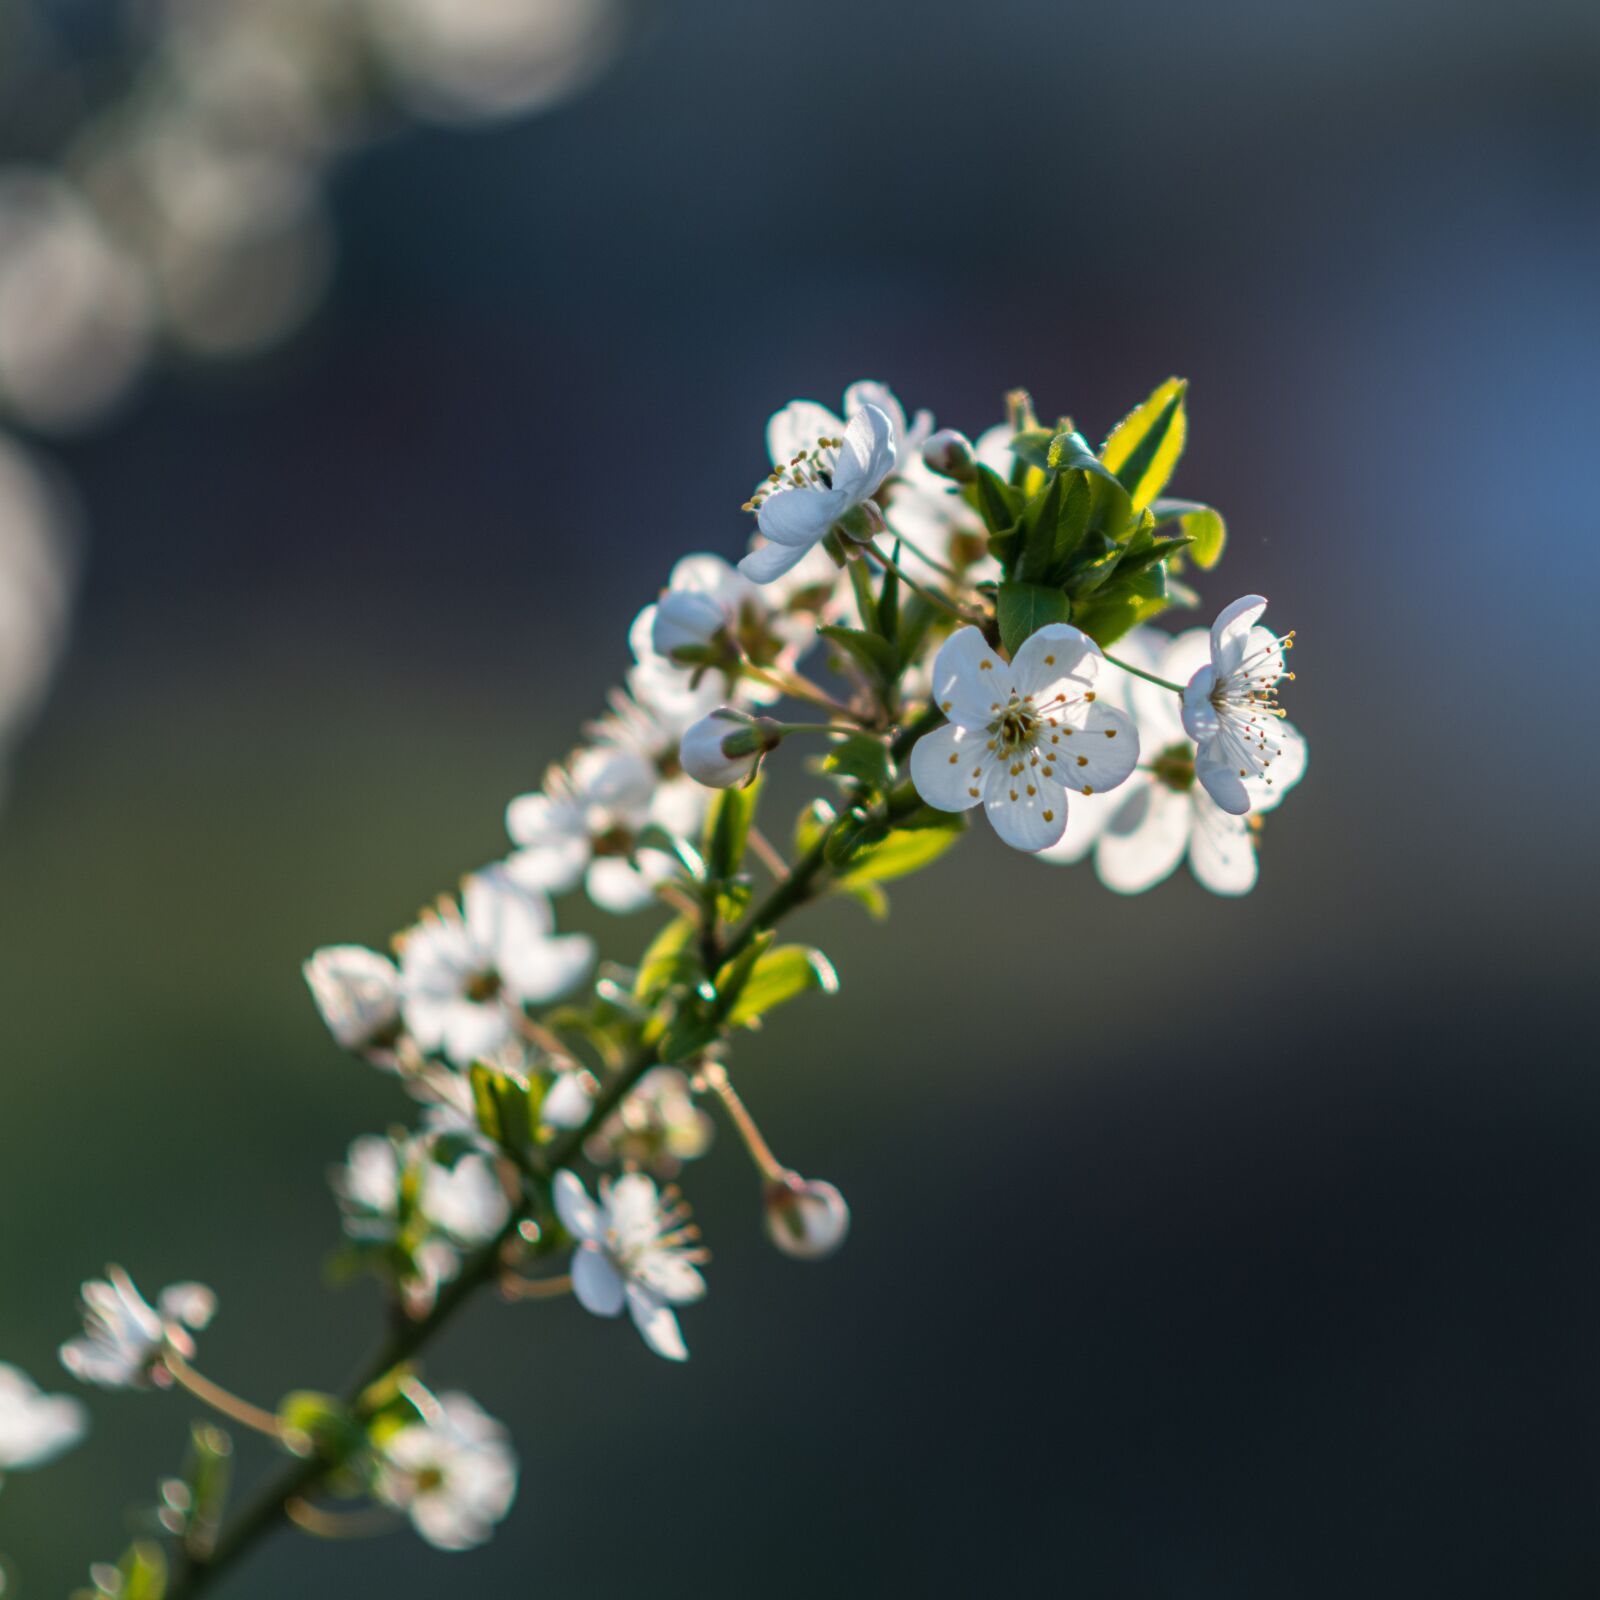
top-left (839, 817), bottom-right (965, 885)
top-left (1151, 497), bottom-right (1227, 568)
top-left (972, 464), bottom-right (1024, 534)
top-left (818, 624), bottom-right (897, 688)
top-left (997, 580), bottom-right (1072, 656)
top-left (726, 945), bottom-right (840, 1026)
top-left (1045, 431), bottom-right (1135, 538)
top-left (877, 545), bottom-right (900, 641)
top-left (635, 917), bottom-right (697, 1003)
top-left (107, 1544), bottom-right (167, 1600)
top-left (823, 804), bottom-right (890, 867)
top-left (277, 1391), bottom-right (365, 1462)
top-left (703, 776), bottom-right (760, 880)
top-left (468, 1060), bottom-right (540, 1156)
top-left (1100, 377), bottom-right (1188, 511)
top-left (820, 732), bottom-right (893, 793)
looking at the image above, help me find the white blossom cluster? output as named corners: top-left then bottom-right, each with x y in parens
top-left (49, 377), bottom-right (1302, 1577)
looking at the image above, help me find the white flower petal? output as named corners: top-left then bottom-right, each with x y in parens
top-left (1246, 717), bottom-right (1307, 812)
top-left (1194, 747), bottom-right (1252, 815)
top-left (756, 483), bottom-right (847, 547)
top-left (498, 932), bottom-right (593, 1006)
top-left (571, 1245), bottom-right (627, 1317)
top-left (1058, 702), bottom-right (1140, 794)
top-left (464, 867), bottom-right (555, 954)
top-left (631, 1251), bottom-right (706, 1305)
top-left (552, 1170), bottom-right (602, 1242)
top-left (158, 1283), bottom-right (216, 1331)
top-left (1095, 782), bottom-right (1191, 894)
top-left (625, 1283), bottom-right (688, 1361)
top-left (929, 626), bottom-right (1011, 728)
top-left (1188, 793), bottom-right (1259, 895)
top-left (1037, 785), bottom-right (1117, 864)
top-left (584, 855), bottom-right (661, 915)
top-left (442, 1000), bottom-right (511, 1066)
top-left (909, 723), bottom-right (988, 813)
top-left (1210, 594), bottom-right (1268, 678)
top-left (766, 400), bottom-right (843, 469)
top-left (981, 761), bottom-right (1068, 852)
top-left (738, 537), bottom-right (817, 585)
top-left (831, 403), bottom-right (896, 500)
top-left (1009, 622), bottom-right (1100, 700)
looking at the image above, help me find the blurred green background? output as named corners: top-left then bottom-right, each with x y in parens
top-left (1, 0), bottom-right (1598, 1592)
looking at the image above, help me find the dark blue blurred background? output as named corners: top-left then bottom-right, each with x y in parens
top-left (1, 0), bottom-right (1597, 1592)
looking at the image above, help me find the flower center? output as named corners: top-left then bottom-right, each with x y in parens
top-left (591, 825), bottom-right (634, 859)
top-left (990, 694), bottom-right (1039, 753)
top-left (464, 968), bottom-right (502, 1004)
top-left (1151, 742), bottom-right (1196, 792)
top-left (741, 436), bottom-right (844, 512)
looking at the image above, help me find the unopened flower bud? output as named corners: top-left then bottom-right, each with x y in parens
top-left (921, 428), bottom-right (977, 482)
top-left (304, 945), bottom-right (402, 1051)
top-left (763, 1175), bottom-right (850, 1260)
top-left (651, 590), bottom-right (730, 664)
top-left (679, 711), bottom-right (782, 789)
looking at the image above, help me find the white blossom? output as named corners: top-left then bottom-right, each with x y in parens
top-left (540, 1067), bottom-right (596, 1129)
top-left (60, 1268), bottom-right (215, 1390)
top-left (399, 867), bottom-right (593, 1064)
top-left (763, 1176), bottom-right (850, 1260)
top-left (505, 743), bottom-right (684, 914)
top-left (585, 1067), bottom-right (713, 1175)
top-left (1042, 628), bottom-right (1307, 895)
top-left (1180, 594), bottom-right (1296, 815)
top-left (376, 1389), bottom-right (518, 1552)
top-left (553, 1169), bottom-right (707, 1362)
top-left (631, 552), bottom-right (810, 708)
top-left (910, 623), bottom-right (1139, 851)
top-left (0, 1363), bottom-right (87, 1476)
top-left (333, 1135), bottom-right (509, 1249)
top-left (303, 944), bottom-right (401, 1051)
top-left (740, 402), bottom-right (896, 584)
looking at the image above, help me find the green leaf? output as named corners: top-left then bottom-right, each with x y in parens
top-left (1014, 471), bottom-right (1064, 583)
top-left (818, 624), bottom-right (897, 689)
top-left (110, 1544), bottom-right (167, 1600)
top-left (820, 732), bottom-right (893, 793)
top-left (468, 1060), bottom-right (540, 1156)
top-left (823, 804), bottom-right (891, 866)
top-left (1100, 377), bottom-right (1188, 511)
top-left (896, 592), bottom-right (938, 668)
top-left (997, 580), bottom-right (1072, 655)
top-left (972, 464), bottom-right (1024, 534)
top-left (634, 917), bottom-right (697, 1003)
top-left (277, 1391), bottom-right (364, 1460)
top-left (838, 817), bottom-right (965, 885)
top-left (703, 776), bottom-right (760, 880)
top-left (1151, 497), bottom-right (1227, 568)
top-left (877, 544), bottom-right (900, 641)
top-left (1045, 431), bottom-right (1135, 538)
top-left (726, 945), bottom-right (840, 1026)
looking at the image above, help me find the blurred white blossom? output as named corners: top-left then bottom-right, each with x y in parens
top-left (376, 1388), bottom-right (518, 1551)
top-left (60, 1269), bottom-right (215, 1390)
top-left (0, 1363), bottom-right (87, 1478)
top-left (399, 868), bottom-right (593, 1064)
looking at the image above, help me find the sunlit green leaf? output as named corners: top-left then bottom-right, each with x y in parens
top-left (997, 581), bottom-right (1071, 655)
top-left (1100, 377), bottom-right (1188, 511)
top-left (726, 944), bottom-right (840, 1026)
